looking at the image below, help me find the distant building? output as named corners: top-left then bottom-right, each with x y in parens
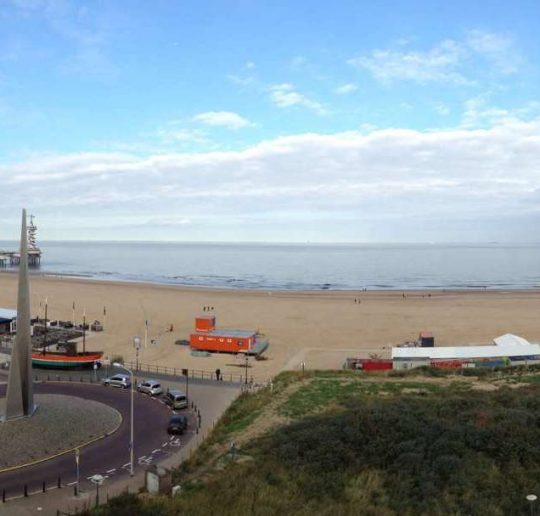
top-left (0, 309), bottom-right (17, 334)
top-left (392, 333), bottom-right (540, 365)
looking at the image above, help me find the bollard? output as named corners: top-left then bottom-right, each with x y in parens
top-left (2, 489), bottom-right (5, 502)
top-left (42, 481), bottom-right (46, 493)
top-left (24, 485), bottom-right (27, 497)
top-left (74, 485), bottom-right (77, 496)
top-left (47, 375), bottom-right (50, 381)
top-left (57, 477), bottom-right (61, 489)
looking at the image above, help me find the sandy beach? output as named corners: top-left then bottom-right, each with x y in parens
top-left (1, 272), bottom-right (540, 380)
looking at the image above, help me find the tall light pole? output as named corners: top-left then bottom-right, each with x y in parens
top-left (133, 336), bottom-right (141, 372)
top-left (113, 362), bottom-right (134, 476)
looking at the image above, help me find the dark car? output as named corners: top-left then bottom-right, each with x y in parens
top-left (167, 415), bottom-right (188, 435)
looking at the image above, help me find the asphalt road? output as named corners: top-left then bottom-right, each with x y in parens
top-left (0, 382), bottom-right (195, 500)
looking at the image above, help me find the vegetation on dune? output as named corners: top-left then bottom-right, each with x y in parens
top-left (88, 369), bottom-right (540, 516)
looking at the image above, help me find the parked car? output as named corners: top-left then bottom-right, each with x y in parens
top-left (167, 415), bottom-right (188, 435)
top-left (163, 389), bottom-right (188, 410)
top-left (137, 379), bottom-right (163, 396)
top-left (102, 374), bottom-right (131, 389)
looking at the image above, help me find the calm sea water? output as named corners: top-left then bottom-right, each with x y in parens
top-left (1, 241), bottom-right (539, 290)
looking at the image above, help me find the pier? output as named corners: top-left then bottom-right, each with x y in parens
top-left (0, 215), bottom-right (42, 267)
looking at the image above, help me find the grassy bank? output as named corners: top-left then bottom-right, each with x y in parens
top-left (87, 368), bottom-right (540, 515)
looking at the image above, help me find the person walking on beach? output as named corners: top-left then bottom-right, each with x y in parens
top-left (215, 368), bottom-right (221, 381)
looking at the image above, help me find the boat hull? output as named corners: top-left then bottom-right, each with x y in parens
top-left (32, 352), bottom-right (103, 370)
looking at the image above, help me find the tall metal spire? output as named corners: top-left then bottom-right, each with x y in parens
top-left (4, 209), bottom-right (35, 420)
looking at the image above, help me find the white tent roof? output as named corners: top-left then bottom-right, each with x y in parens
top-left (392, 339), bottom-right (540, 361)
top-left (493, 333), bottom-right (530, 347)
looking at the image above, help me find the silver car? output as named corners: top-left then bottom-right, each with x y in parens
top-left (137, 379), bottom-right (163, 396)
top-left (102, 373), bottom-right (131, 389)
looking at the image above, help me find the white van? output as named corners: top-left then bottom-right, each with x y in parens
top-left (164, 389), bottom-right (188, 410)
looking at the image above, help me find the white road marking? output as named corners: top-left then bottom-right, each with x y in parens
top-left (152, 449), bottom-right (161, 454)
top-left (67, 481), bottom-right (77, 486)
top-left (106, 468), bottom-right (116, 474)
top-left (122, 462), bottom-right (131, 469)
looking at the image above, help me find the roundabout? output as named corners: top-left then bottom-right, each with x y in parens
top-left (0, 394), bottom-right (121, 471)
top-left (0, 381), bottom-right (191, 501)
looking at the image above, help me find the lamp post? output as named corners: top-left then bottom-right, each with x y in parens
top-left (526, 494), bottom-right (537, 516)
top-left (244, 354), bottom-right (249, 385)
top-left (75, 448), bottom-right (80, 496)
top-left (89, 474), bottom-right (105, 507)
top-left (113, 362), bottom-right (134, 477)
top-left (133, 336), bottom-right (141, 372)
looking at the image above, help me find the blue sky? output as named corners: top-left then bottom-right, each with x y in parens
top-left (1, 0), bottom-right (539, 241)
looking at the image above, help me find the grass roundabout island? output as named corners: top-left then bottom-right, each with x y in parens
top-left (0, 394), bottom-right (121, 470)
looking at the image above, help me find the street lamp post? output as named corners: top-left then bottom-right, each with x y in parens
top-left (133, 336), bottom-right (141, 372)
top-left (244, 354), bottom-right (249, 385)
top-left (113, 362), bottom-right (134, 477)
top-left (90, 474), bottom-right (105, 508)
top-left (527, 494), bottom-right (537, 516)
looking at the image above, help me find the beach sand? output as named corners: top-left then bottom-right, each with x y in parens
top-left (1, 273), bottom-right (540, 381)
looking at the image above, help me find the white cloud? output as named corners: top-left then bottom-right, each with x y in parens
top-left (269, 83), bottom-right (327, 114)
top-left (334, 83), bottom-right (358, 95)
top-left (158, 128), bottom-right (208, 144)
top-left (192, 111), bottom-right (253, 130)
top-left (466, 30), bottom-right (521, 74)
top-left (349, 30), bottom-right (523, 85)
top-left (1, 117), bottom-right (540, 241)
top-left (349, 39), bottom-right (469, 84)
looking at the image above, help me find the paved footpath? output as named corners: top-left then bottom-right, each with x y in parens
top-left (0, 376), bottom-right (240, 516)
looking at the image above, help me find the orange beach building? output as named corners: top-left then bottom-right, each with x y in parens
top-left (190, 316), bottom-right (257, 354)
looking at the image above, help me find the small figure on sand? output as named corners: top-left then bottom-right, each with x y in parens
top-left (215, 368), bottom-right (221, 381)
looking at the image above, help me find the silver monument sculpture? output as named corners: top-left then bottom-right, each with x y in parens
top-left (4, 209), bottom-right (36, 420)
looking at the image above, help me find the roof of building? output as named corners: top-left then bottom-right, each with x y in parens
top-left (0, 308), bottom-right (17, 322)
top-left (192, 329), bottom-right (256, 338)
top-left (392, 336), bottom-right (540, 360)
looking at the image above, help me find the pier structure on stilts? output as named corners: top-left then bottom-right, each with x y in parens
top-left (2, 214), bottom-right (42, 267)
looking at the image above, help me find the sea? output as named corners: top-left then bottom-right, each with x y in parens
top-left (1, 241), bottom-right (540, 291)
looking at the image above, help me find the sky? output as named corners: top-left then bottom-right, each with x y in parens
top-left (0, 0), bottom-right (539, 242)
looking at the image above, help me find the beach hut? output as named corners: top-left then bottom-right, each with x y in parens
top-left (190, 316), bottom-right (267, 355)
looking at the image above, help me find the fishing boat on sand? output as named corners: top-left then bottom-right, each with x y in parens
top-left (32, 350), bottom-right (103, 369)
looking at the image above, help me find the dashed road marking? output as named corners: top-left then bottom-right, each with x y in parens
top-left (106, 468), bottom-right (116, 474)
top-left (152, 449), bottom-right (161, 454)
top-left (67, 481), bottom-right (77, 486)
